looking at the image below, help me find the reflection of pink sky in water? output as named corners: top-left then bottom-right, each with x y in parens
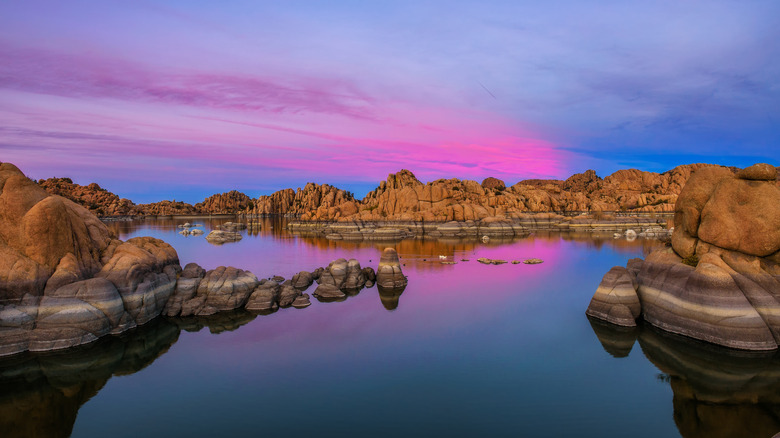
top-left (140, 221), bottom-right (655, 370)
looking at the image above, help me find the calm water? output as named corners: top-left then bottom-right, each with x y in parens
top-left (2, 217), bottom-right (779, 438)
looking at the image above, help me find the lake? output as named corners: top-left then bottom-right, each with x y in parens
top-left (2, 217), bottom-right (778, 438)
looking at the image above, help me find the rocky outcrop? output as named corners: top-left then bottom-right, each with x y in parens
top-left (252, 183), bottom-right (356, 218)
top-left (587, 163), bottom-right (780, 350)
top-left (135, 200), bottom-right (198, 216)
top-left (376, 248), bottom-right (407, 289)
top-left (0, 162), bottom-right (181, 356)
top-left (3, 162), bottom-right (403, 357)
top-left (195, 190), bottom-right (254, 214)
top-left (37, 177), bottom-right (137, 216)
top-left (281, 164), bottom-right (746, 223)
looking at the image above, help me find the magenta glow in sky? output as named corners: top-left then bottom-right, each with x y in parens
top-left (1, 1), bottom-right (778, 202)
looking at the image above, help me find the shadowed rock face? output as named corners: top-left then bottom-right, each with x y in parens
top-left (588, 320), bottom-right (780, 438)
top-left (0, 162), bottom-right (181, 356)
top-left (587, 163), bottom-right (780, 350)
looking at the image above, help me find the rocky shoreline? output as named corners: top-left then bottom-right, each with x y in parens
top-left (286, 214), bottom-right (672, 240)
top-left (1, 162), bottom-right (409, 357)
top-left (587, 163), bottom-right (780, 350)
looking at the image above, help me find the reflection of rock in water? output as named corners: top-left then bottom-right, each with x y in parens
top-left (377, 285), bottom-right (406, 311)
top-left (169, 308), bottom-right (258, 334)
top-left (587, 315), bottom-right (638, 358)
top-left (588, 319), bottom-right (780, 438)
top-left (0, 318), bottom-right (180, 438)
top-left (638, 327), bottom-right (780, 438)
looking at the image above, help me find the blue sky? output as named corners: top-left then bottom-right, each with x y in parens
top-left (1, 1), bottom-right (778, 202)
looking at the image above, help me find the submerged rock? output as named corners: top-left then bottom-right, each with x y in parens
top-left (522, 258), bottom-right (544, 265)
top-left (205, 230), bottom-right (242, 244)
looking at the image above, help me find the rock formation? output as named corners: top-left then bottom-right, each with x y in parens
top-left (37, 177), bottom-right (136, 216)
top-left (376, 248), bottom-right (408, 288)
top-left (252, 182), bottom-right (357, 219)
top-left (587, 163), bottom-right (780, 350)
top-left (195, 190), bottom-right (254, 214)
top-left (2, 161), bottom-right (400, 357)
top-left (0, 162), bottom-right (181, 356)
top-left (40, 163), bottom-right (780, 222)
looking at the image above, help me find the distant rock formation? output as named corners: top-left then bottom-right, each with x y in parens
top-left (587, 163), bottom-right (780, 350)
top-left (37, 177), bottom-right (137, 216)
top-left (288, 164), bottom-right (754, 222)
top-left (252, 182), bottom-right (357, 219)
top-left (195, 190), bottom-right (254, 214)
top-left (37, 163), bottom-right (780, 221)
top-left (135, 200), bottom-right (198, 216)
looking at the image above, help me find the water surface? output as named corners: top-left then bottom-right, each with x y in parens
top-left (2, 218), bottom-right (778, 438)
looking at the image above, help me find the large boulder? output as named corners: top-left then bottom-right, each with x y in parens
top-left (376, 248), bottom-right (407, 289)
top-left (290, 271), bottom-right (314, 289)
top-left (587, 163), bottom-right (780, 350)
top-left (585, 266), bottom-right (641, 327)
top-left (164, 263), bottom-right (206, 316)
top-left (174, 266), bottom-right (259, 316)
top-left (245, 280), bottom-right (280, 312)
top-left (0, 162), bottom-right (182, 356)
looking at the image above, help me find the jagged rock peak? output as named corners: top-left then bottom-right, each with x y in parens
top-left (386, 169), bottom-right (422, 189)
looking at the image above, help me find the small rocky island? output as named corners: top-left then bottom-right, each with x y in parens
top-left (0, 162), bottom-right (407, 357)
top-left (587, 163), bottom-right (780, 350)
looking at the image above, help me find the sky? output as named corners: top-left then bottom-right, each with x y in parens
top-left (1, 0), bottom-right (778, 203)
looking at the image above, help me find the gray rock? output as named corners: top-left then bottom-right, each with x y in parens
top-left (245, 281), bottom-right (280, 311)
top-left (291, 271), bottom-right (314, 289)
top-left (313, 284), bottom-right (346, 301)
top-left (585, 266), bottom-right (641, 327)
top-left (291, 293), bottom-right (311, 309)
top-left (278, 283), bottom-right (302, 307)
top-left (176, 266), bottom-right (259, 316)
top-left (376, 248), bottom-right (407, 288)
top-left (205, 230), bottom-right (242, 244)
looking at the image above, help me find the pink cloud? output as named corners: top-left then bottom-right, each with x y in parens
top-left (0, 40), bottom-right (580, 199)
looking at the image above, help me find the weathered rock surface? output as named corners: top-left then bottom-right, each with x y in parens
top-left (587, 163), bottom-right (780, 350)
top-left (291, 271), bottom-right (314, 289)
top-left (245, 280), bottom-right (280, 312)
top-left (169, 266), bottom-right (259, 317)
top-left (195, 190), bottom-right (253, 214)
top-left (0, 162), bottom-right (182, 356)
top-left (37, 177), bottom-right (137, 216)
top-left (585, 266), bottom-right (641, 326)
top-left (376, 248), bottom-right (407, 288)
